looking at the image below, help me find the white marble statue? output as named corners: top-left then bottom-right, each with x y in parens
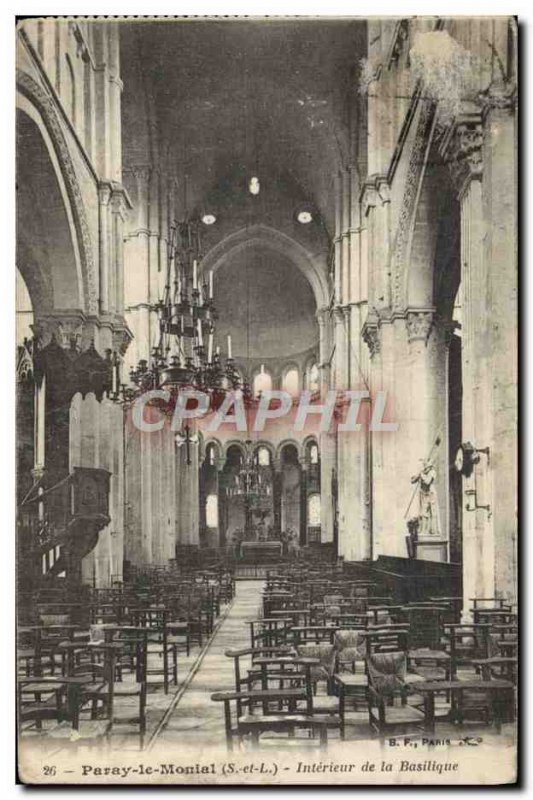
top-left (410, 458), bottom-right (441, 537)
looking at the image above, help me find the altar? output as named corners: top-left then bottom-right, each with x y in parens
top-left (240, 540), bottom-right (283, 563)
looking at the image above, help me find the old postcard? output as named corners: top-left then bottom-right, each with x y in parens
top-left (15, 15), bottom-right (517, 785)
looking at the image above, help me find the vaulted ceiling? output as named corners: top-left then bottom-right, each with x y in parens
top-left (120, 18), bottom-right (366, 234)
top-left (119, 19), bottom-right (366, 362)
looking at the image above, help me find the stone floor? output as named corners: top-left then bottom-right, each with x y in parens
top-left (153, 579), bottom-right (263, 749)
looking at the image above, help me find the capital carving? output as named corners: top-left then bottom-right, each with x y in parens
top-left (406, 309), bottom-right (435, 344)
top-left (33, 314), bottom-right (84, 351)
top-left (443, 115), bottom-right (483, 195)
top-left (333, 305), bottom-right (346, 324)
top-left (112, 325), bottom-right (133, 357)
top-left (316, 306), bottom-right (330, 328)
top-left (479, 82), bottom-right (517, 114)
top-left (362, 309), bottom-right (381, 358)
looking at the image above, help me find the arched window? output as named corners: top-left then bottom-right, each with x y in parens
top-left (206, 494), bottom-right (218, 528)
top-left (253, 369), bottom-right (272, 398)
top-left (308, 493), bottom-right (321, 527)
top-left (256, 446), bottom-right (271, 467)
top-left (283, 367), bottom-right (299, 397)
top-left (307, 361), bottom-right (320, 393)
top-left (309, 444), bottom-right (319, 465)
top-left (206, 443), bottom-right (217, 466)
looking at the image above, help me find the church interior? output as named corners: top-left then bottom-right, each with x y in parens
top-left (16, 17), bottom-right (517, 757)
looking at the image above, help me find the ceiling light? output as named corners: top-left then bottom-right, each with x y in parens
top-left (249, 176), bottom-right (260, 196)
top-left (201, 213), bottom-right (217, 225)
top-left (297, 210), bottom-right (313, 224)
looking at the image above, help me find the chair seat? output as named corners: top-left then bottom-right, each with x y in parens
top-left (113, 682), bottom-right (144, 696)
top-left (382, 706), bottom-right (425, 724)
top-left (19, 682), bottom-right (63, 693)
top-left (309, 696), bottom-right (339, 712)
top-left (337, 674), bottom-right (368, 687)
top-left (413, 667), bottom-right (447, 681)
top-left (79, 681), bottom-right (108, 694)
top-left (238, 713), bottom-right (340, 730)
top-left (404, 673), bottom-right (426, 684)
top-left (48, 720), bottom-right (110, 740)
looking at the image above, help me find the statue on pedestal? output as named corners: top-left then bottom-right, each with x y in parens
top-left (410, 458), bottom-right (441, 537)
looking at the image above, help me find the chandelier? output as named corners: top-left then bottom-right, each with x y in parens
top-left (128, 219), bottom-right (241, 397)
top-left (226, 440), bottom-right (272, 503)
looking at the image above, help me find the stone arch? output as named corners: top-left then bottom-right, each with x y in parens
top-left (223, 440), bottom-right (246, 462)
top-left (252, 440), bottom-right (276, 464)
top-left (403, 137), bottom-right (460, 316)
top-left (202, 437), bottom-right (223, 465)
top-left (16, 70), bottom-right (97, 314)
top-left (200, 224), bottom-right (329, 312)
top-left (276, 438), bottom-right (303, 462)
top-left (391, 100), bottom-right (437, 311)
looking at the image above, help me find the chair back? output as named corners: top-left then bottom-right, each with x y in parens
top-left (367, 651), bottom-right (407, 698)
top-left (334, 629), bottom-right (366, 667)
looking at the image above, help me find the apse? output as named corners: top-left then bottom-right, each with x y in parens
top-left (213, 244), bottom-right (318, 364)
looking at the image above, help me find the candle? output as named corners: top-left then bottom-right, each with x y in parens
top-left (208, 332), bottom-right (213, 363)
top-left (227, 334), bottom-right (232, 359)
top-left (209, 270), bottom-right (214, 299)
top-left (216, 345), bottom-right (220, 356)
top-left (260, 363), bottom-right (265, 374)
top-left (178, 336), bottom-right (183, 366)
top-left (193, 259), bottom-right (198, 289)
top-left (198, 284), bottom-right (203, 306)
top-left (197, 319), bottom-right (203, 347)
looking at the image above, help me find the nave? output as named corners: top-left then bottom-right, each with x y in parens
top-left (18, 559), bottom-right (517, 759)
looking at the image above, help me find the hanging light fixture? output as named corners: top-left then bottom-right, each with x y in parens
top-left (127, 218), bottom-right (241, 398)
top-left (248, 176), bottom-right (260, 196)
top-left (226, 440), bottom-right (271, 501)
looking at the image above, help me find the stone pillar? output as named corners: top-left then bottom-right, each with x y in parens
top-left (98, 183), bottom-right (111, 314)
top-left (333, 306), bottom-right (347, 390)
top-left (34, 373), bottom-right (46, 472)
top-left (316, 307), bottom-right (331, 392)
top-left (483, 93), bottom-right (518, 603)
top-left (123, 165), bottom-right (157, 373)
top-left (319, 431), bottom-right (336, 544)
top-left (299, 465), bottom-right (308, 546)
top-left (441, 98), bottom-right (517, 607)
top-left (217, 462), bottom-right (227, 549)
top-left (272, 458), bottom-right (282, 533)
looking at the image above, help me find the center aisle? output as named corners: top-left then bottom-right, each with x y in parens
top-left (153, 580), bottom-right (264, 748)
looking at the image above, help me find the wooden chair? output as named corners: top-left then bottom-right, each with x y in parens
top-left (131, 607), bottom-right (178, 693)
top-left (367, 651), bottom-right (425, 736)
top-left (17, 676), bottom-right (71, 734)
top-left (211, 657), bottom-right (340, 750)
top-left (247, 618), bottom-right (292, 649)
top-left (334, 629), bottom-right (367, 674)
top-left (296, 643), bottom-right (337, 695)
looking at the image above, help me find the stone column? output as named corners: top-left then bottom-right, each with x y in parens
top-left (272, 458), bottom-right (282, 533)
top-left (299, 465), bottom-right (308, 546)
top-left (316, 307), bottom-right (331, 392)
top-left (441, 99), bottom-right (517, 607)
top-left (319, 430), bottom-right (336, 544)
top-left (217, 461), bottom-right (227, 549)
top-left (483, 92), bottom-right (518, 603)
